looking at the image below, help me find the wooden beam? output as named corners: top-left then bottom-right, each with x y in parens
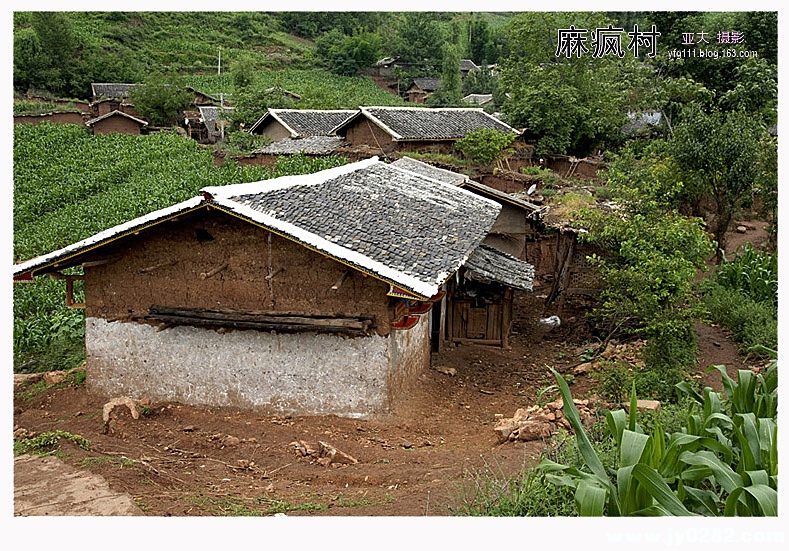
top-left (139, 259), bottom-right (178, 273)
top-left (200, 262), bottom-right (228, 279)
top-left (138, 306), bottom-right (376, 336)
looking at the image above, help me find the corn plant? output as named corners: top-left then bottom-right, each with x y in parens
top-left (540, 363), bottom-right (777, 516)
top-left (717, 243), bottom-right (778, 308)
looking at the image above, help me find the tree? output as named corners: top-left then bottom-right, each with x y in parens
top-left (455, 128), bottom-right (516, 166)
top-left (392, 12), bottom-right (444, 71)
top-left (316, 28), bottom-right (382, 76)
top-left (129, 75), bottom-right (193, 127)
top-left (670, 107), bottom-right (774, 261)
top-left (230, 53), bottom-right (256, 90)
top-left (427, 43), bottom-right (463, 107)
top-left (500, 12), bottom-right (634, 156)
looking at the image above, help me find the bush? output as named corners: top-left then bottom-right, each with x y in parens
top-left (701, 281), bottom-right (778, 353)
top-left (455, 128), bottom-right (516, 166)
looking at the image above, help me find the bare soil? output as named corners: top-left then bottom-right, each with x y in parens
top-left (11, 223), bottom-right (769, 517)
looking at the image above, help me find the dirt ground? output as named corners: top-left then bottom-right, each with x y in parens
top-left (10, 222), bottom-right (771, 518)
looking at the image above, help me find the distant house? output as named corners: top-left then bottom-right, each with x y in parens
top-left (85, 110), bottom-right (148, 136)
top-left (90, 83), bottom-right (140, 119)
top-left (332, 106), bottom-right (520, 155)
top-left (185, 86), bottom-right (221, 107)
top-left (247, 108), bottom-right (357, 141)
top-left (406, 78), bottom-right (440, 104)
top-left (460, 59), bottom-right (481, 78)
top-left (463, 93), bottom-right (494, 107)
top-left (249, 136), bottom-right (345, 167)
top-left (13, 158), bottom-right (502, 417)
top-left (622, 110), bottom-right (664, 137)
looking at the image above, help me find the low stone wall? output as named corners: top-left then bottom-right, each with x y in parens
top-left (85, 317), bottom-right (425, 418)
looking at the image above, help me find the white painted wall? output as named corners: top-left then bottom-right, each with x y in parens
top-left (86, 318), bottom-right (399, 417)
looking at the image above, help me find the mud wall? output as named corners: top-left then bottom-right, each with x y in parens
top-left (343, 120), bottom-right (395, 152)
top-left (84, 208), bottom-right (394, 335)
top-left (85, 317), bottom-right (396, 417)
top-left (91, 116), bottom-right (142, 135)
top-left (259, 122), bottom-right (292, 142)
top-left (386, 314), bottom-right (430, 405)
top-left (14, 112), bottom-right (87, 126)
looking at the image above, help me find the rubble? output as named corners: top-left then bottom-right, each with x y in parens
top-left (290, 439), bottom-right (359, 466)
top-left (494, 398), bottom-right (597, 443)
top-left (102, 397), bottom-right (141, 423)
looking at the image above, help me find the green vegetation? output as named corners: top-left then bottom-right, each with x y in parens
top-left (460, 363), bottom-right (777, 517)
top-left (14, 430), bottom-right (91, 457)
top-left (701, 245), bottom-right (778, 354)
top-left (13, 123), bottom-right (345, 373)
top-left (455, 128), bottom-right (516, 166)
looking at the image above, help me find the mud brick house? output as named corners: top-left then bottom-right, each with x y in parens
top-left (247, 108), bottom-right (356, 141)
top-left (391, 157), bottom-right (536, 347)
top-left (406, 78), bottom-right (440, 104)
top-left (332, 106), bottom-right (520, 156)
top-left (85, 110), bottom-right (148, 136)
top-left (13, 158), bottom-right (502, 417)
top-left (90, 83), bottom-right (140, 119)
top-left (250, 136), bottom-right (345, 167)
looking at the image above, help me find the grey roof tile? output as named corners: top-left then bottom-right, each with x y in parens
top-left (256, 136), bottom-right (344, 155)
top-left (335, 107), bottom-right (520, 141)
top-left (249, 109), bottom-right (357, 137)
top-left (91, 83), bottom-right (137, 98)
top-left (464, 244), bottom-right (534, 291)
top-left (204, 158), bottom-right (501, 298)
top-left (391, 157), bottom-right (469, 186)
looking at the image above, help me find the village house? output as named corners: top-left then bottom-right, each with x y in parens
top-left (85, 110), bottom-right (149, 136)
top-left (405, 78), bottom-right (440, 104)
top-left (13, 158), bottom-right (510, 418)
top-left (90, 83), bottom-right (140, 119)
top-left (183, 105), bottom-right (234, 144)
top-left (391, 157), bottom-right (537, 347)
top-left (331, 106), bottom-right (520, 156)
top-left (463, 93), bottom-right (494, 107)
top-left (247, 108), bottom-right (356, 141)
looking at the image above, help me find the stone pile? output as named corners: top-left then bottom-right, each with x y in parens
top-left (571, 340), bottom-right (646, 376)
top-left (494, 397), bottom-right (596, 443)
top-left (290, 440), bottom-right (359, 467)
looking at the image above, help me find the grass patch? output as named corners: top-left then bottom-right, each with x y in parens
top-left (79, 456), bottom-right (138, 468)
top-left (14, 430), bottom-right (91, 457)
top-left (189, 495), bottom-right (327, 516)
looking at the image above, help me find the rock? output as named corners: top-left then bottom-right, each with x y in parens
top-left (493, 419), bottom-right (517, 443)
top-left (516, 420), bottom-right (554, 441)
top-left (629, 399), bottom-right (661, 412)
top-left (43, 371), bottom-right (67, 386)
top-left (222, 435), bottom-right (241, 447)
top-left (102, 397), bottom-right (141, 423)
top-left (573, 362), bottom-right (593, 375)
top-left (736, 225), bottom-right (748, 233)
top-left (402, 439), bottom-right (414, 449)
top-left (545, 398), bottom-right (564, 411)
top-left (318, 441), bottom-right (358, 465)
top-left (182, 425), bottom-right (196, 432)
top-left (433, 366), bottom-right (457, 377)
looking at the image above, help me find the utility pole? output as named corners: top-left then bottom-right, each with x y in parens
top-left (218, 46), bottom-right (222, 76)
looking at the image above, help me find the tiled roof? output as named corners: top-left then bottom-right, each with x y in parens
top-left (15, 158), bottom-right (500, 300)
top-left (85, 110), bottom-right (148, 127)
top-left (463, 93), bottom-right (493, 106)
top-left (91, 83), bottom-right (137, 99)
top-left (203, 158), bottom-right (501, 298)
top-left (391, 157), bottom-right (469, 186)
top-left (458, 180), bottom-right (543, 217)
top-left (333, 107), bottom-right (520, 141)
top-left (198, 106), bottom-right (233, 123)
top-left (255, 136), bottom-right (344, 155)
top-left (248, 108), bottom-right (357, 137)
top-left (460, 59), bottom-right (480, 72)
top-left (410, 78), bottom-right (440, 92)
top-left (464, 244), bottom-right (534, 291)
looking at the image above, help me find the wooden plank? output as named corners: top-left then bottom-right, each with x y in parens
top-left (136, 314), bottom-right (369, 335)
